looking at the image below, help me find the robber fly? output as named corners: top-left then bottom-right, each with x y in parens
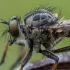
top-left (0, 7), bottom-right (70, 70)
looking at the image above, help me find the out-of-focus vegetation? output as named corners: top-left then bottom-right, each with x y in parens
top-left (0, 0), bottom-right (70, 70)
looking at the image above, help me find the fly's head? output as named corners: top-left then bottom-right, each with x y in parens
top-left (0, 16), bottom-right (21, 38)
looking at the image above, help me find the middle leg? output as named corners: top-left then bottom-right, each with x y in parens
top-left (39, 50), bottom-right (59, 70)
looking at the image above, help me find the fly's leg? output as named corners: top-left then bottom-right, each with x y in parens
top-left (0, 41), bottom-right (10, 65)
top-left (11, 39), bottom-right (33, 70)
top-left (10, 49), bottom-right (26, 70)
top-left (43, 37), bottom-right (63, 50)
top-left (39, 50), bottom-right (59, 70)
top-left (0, 38), bottom-right (16, 65)
top-left (10, 39), bottom-right (30, 70)
top-left (52, 45), bottom-right (70, 53)
top-left (20, 49), bottom-right (33, 70)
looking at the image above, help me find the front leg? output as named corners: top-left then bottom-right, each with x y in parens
top-left (10, 49), bottom-right (27, 70)
top-left (20, 39), bottom-right (33, 70)
top-left (0, 41), bottom-right (10, 65)
top-left (39, 50), bottom-right (59, 70)
top-left (10, 39), bottom-right (30, 70)
top-left (0, 38), bottom-right (16, 65)
top-left (20, 49), bottom-right (33, 70)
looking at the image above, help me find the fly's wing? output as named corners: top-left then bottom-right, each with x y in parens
top-left (47, 20), bottom-right (70, 37)
top-left (47, 20), bottom-right (70, 53)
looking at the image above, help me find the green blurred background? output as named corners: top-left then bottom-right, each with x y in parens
top-left (0, 0), bottom-right (70, 70)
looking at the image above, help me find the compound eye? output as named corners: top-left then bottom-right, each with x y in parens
top-left (33, 15), bottom-right (40, 21)
top-left (9, 20), bottom-right (19, 37)
top-left (10, 20), bottom-right (18, 30)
